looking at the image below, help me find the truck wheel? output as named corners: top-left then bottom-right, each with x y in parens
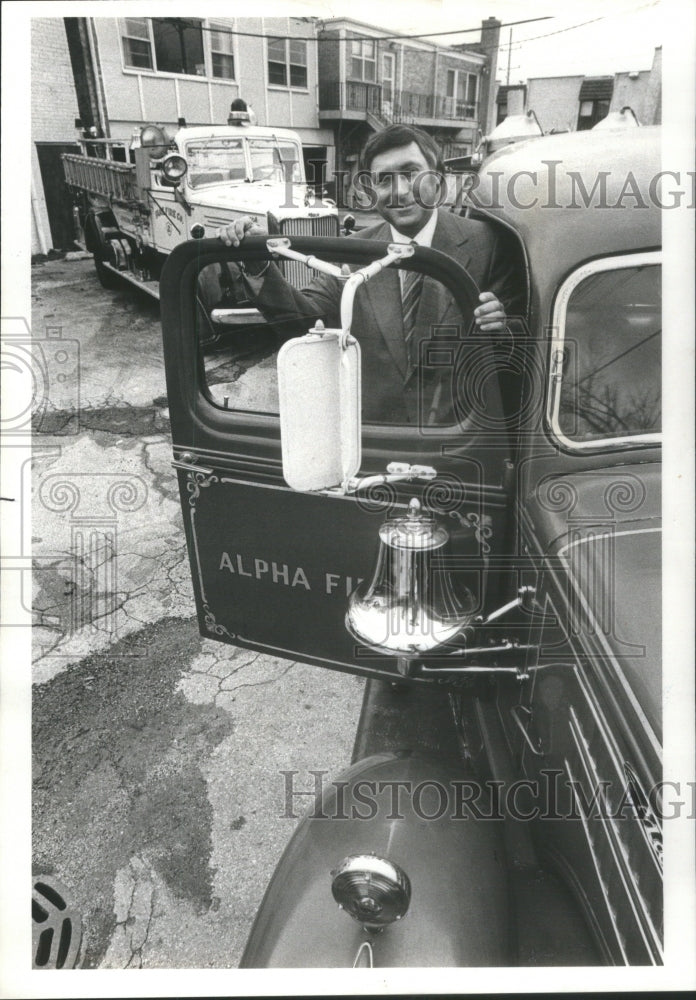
top-left (85, 213), bottom-right (123, 290)
top-left (93, 255), bottom-right (123, 290)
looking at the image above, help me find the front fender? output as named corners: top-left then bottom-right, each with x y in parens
top-left (241, 753), bottom-right (509, 967)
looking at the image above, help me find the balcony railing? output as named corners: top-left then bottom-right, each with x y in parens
top-left (393, 92), bottom-right (478, 122)
top-left (319, 81), bottom-right (382, 113)
top-left (319, 82), bottom-right (478, 124)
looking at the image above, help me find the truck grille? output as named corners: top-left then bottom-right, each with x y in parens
top-left (278, 215), bottom-right (339, 289)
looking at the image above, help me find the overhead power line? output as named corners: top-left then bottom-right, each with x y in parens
top-left (154, 15), bottom-right (551, 44)
top-left (496, 1), bottom-right (659, 51)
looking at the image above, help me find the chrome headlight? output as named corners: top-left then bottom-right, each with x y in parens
top-left (161, 153), bottom-right (188, 184)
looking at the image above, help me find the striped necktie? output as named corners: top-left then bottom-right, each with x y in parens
top-left (401, 264), bottom-right (424, 369)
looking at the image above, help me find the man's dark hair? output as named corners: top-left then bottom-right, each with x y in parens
top-left (360, 124), bottom-right (445, 176)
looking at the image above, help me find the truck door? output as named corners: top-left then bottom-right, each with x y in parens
top-left (160, 235), bottom-right (516, 684)
top-left (149, 172), bottom-right (189, 254)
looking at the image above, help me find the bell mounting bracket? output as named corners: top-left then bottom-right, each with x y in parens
top-left (399, 585), bottom-right (544, 681)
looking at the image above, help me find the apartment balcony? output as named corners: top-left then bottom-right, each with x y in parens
top-left (319, 82), bottom-right (479, 130)
top-left (318, 81), bottom-right (382, 119)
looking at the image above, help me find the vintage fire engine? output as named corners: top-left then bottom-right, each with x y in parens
top-left (160, 125), bottom-right (664, 966)
top-left (62, 111), bottom-right (341, 313)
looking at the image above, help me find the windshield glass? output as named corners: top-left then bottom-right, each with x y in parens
top-left (558, 261), bottom-right (661, 442)
top-left (248, 138), bottom-right (302, 183)
top-left (186, 138), bottom-right (247, 188)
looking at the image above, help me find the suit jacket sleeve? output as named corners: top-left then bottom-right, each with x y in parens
top-left (241, 264), bottom-right (343, 336)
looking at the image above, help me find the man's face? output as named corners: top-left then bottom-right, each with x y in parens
top-left (368, 142), bottom-right (440, 237)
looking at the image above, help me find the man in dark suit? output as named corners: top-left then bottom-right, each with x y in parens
top-left (219, 125), bottom-right (522, 425)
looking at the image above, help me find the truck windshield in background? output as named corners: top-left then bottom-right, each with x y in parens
top-left (248, 139), bottom-right (302, 183)
top-left (185, 137), bottom-right (303, 189)
top-left (186, 138), bottom-right (247, 188)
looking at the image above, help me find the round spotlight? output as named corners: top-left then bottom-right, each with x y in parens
top-left (161, 153), bottom-right (187, 183)
top-left (140, 124), bottom-right (169, 160)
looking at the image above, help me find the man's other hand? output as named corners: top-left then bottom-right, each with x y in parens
top-left (217, 217), bottom-right (267, 246)
top-left (474, 291), bottom-right (506, 332)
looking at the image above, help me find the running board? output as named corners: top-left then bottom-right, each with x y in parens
top-left (102, 262), bottom-right (160, 300)
top-left (210, 307), bottom-right (264, 326)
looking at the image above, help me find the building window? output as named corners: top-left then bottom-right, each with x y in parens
top-left (289, 39), bottom-right (308, 87)
top-left (152, 18), bottom-right (205, 76)
top-left (577, 78), bottom-right (613, 130)
top-left (210, 22), bottom-right (235, 79)
top-left (267, 37), bottom-right (307, 88)
top-left (445, 70), bottom-right (478, 118)
top-left (350, 39), bottom-right (376, 82)
top-left (442, 141), bottom-right (470, 160)
top-left (577, 99), bottom-right (610, 130)
top-left (121, 17), bottom-right (208, 75)
top-left (120, 17), bottom-right (153, 70)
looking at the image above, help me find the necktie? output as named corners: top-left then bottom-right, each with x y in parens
top-left (401, 266), bottom-right (424, 369)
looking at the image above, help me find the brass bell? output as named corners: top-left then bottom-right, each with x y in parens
top-left (345, 498), bottom-right (476, 657)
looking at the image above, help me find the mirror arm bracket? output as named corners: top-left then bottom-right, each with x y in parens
top-left (266, 238), bottom-right (416, 349)
top-left (266, 237), bottom-right (346, 279)
top-left (343, 462), bottom-right (437, 495)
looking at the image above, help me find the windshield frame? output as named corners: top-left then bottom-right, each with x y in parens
top-left (547, 250), bottom-right (662, 453)
top-left (184, 136), bottom-right (251, 189)
top-left (246, 136), bottom-right (304, 184)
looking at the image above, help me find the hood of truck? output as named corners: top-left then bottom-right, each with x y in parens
top-left (189, 182), bottom-right (335, 220)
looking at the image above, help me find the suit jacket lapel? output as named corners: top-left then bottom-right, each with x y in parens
top-left (358, 212), bottom-right (477, 381)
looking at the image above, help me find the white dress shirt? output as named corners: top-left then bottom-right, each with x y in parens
top-left (389, 211), bottom-right (438, 292)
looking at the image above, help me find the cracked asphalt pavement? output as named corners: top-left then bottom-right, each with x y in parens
top-left (30, 258), bottom-right (364, 969)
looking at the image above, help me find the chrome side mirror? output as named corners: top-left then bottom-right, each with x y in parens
top-left (274, 240), bottom-right (415, 494)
